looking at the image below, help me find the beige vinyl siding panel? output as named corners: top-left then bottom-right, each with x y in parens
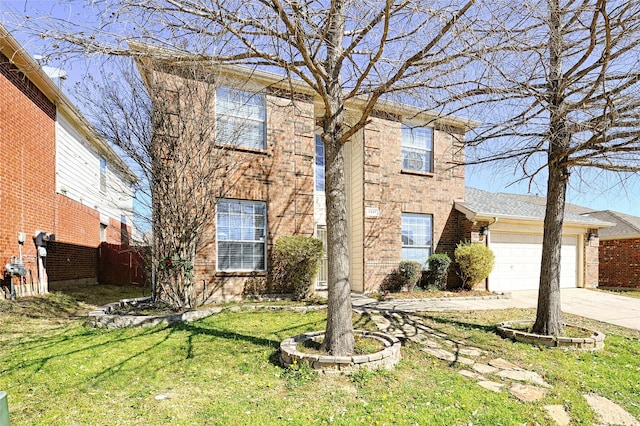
top-left (348, 131), bottom-right (365, 293)
top-left (56, 115), bottom-right (134, 223)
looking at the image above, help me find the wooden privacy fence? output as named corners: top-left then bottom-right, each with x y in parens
top-left (98, 243), bottom-right (148, 286)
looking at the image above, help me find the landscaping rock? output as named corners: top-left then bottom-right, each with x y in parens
top-left (544, 405), bottom-right (571, 426)
top-left (489, 358), bottom-right (521, 370)
top-left (583, 393), bottom-right (640, 426)
top-left (458, 346), bottom-right (484, 357)
top-left (407, 334), bottom-right (442, 348)
top-left (370, 315), bottom-right (392, 331)
top-left (497, 369), bottom-right (551, 388)
top-left (421, 348), bottom-right (475, 365)
top-left (472, 363), bottom-right (500, 375)
top-left (478, 380), bottom-right (504, 392)
top-left (509, 383), bottom-right (548, 402)
top-left (459, 369), bottom-right (486, 380)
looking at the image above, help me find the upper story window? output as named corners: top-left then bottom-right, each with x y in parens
top-left (402, 124), bottom-right (433, 173)
top-left (99, 157), bottom-right (107, 193)
top-left (216, 87), bottom-right (266, 150)
top-left (216, 199), bottom-right (267, 271)
top-left (315, 135), bottom-right (325, 192)
top-left (401, 213), bottom-right (432, 266)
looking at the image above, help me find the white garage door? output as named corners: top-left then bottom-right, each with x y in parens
top-left (488, 233), bottom-right (578, 292)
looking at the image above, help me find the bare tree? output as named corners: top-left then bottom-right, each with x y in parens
top-left (79, 59), bottom-right (237, 309)
top-left (23, 0), bottom-right (490, 355)
top-left (465, 0), bottom-right (640, 335)
top-left (133, 0), bottom-right (487, 355)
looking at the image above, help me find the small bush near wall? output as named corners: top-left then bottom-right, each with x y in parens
top-left (382, 261), bottom-right (422, 292)
top-left (455, 242), bottom-right (495, 290)
top-left (242, 275), bottom-right (268, 297)
top-left (271, 236), bottom-right (324, 301)
top-left (423, 254), bottom-right (452, 290)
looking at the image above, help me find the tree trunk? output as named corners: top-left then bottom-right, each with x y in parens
top-left (320, 0), bottom-right (354, 356)
top-left (322, 133), bottom-right (355, 355)
top-left (532, 159), bottom-right (567, 336)
top-left (533, 0), bottom-right (567, 336)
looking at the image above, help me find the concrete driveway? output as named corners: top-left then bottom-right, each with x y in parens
top-left (352, 288), bottom-right (640, 331)
top-left (510, 288), bottom-right (640, 331)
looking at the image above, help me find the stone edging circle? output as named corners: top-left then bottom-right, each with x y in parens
top-left (496, 320), bottom-right (605, 350)
top-left (280, 330), bottom-right (401, 374)
top-left (87, 297), bottom-right (327, 329)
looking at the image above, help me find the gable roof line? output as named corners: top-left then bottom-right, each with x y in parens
top-left (127, 40), bottom-right (480, 132)
top-left (606, 210), bottom-right (640, 233)
top-left (0, 24), bottom-right (137, 183)
top-left (457, 187), bottom-right (614, 228)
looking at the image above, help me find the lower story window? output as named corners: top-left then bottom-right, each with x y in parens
top-left (401, 213), bottom-right (432, 266)
top-left (217, 199), bottom-right (266, 271)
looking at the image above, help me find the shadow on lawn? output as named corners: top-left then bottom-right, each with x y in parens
top-left (169, 316), bottom-right (326, 366)
top-left (365, 310), bottom-right (507, 366)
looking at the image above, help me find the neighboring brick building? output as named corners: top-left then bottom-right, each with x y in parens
top-left (585, 210), bottom-right (640, 289)
top-left (1, 25), bottom-right (136, 297)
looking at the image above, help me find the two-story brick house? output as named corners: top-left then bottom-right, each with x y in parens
top-left (1, 25), bottom-right (136, 297)
top-left (135, 49), bottom-right (475, 301)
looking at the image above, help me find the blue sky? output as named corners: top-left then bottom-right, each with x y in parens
top-left (3, 0), bottom-right (639, 217)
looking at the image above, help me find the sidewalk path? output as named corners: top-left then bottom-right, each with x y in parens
top-left (352, 288), bottom-right (640, 331)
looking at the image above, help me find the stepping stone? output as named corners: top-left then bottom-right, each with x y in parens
top-left (497, 369), bottom-right (551, 388)
top-left (458, 347), bottom-right (484, 357)
top-left (489, 358), bottom-right (521, 370)
top-left (408, 334), bottom-right (441, 348)
top-left (478, 380), bottom-right (504, 392)
top-left (459, 369), bottom-right (486, 380)
top-left (371, 315), bottom-right (391, 331)
top-left (544, 405), bottom-right (571, 426)
top-left (473, 363), bottom-right (500, 375)
top-left (421, 348), bottom-right (475, 365)
top-left (583, 393), bottom-right (640, 426)
top-left (509, 383), bottom-right (548, 402)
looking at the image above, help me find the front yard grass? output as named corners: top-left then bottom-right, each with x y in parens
top-left (1, 292), bottom-right (639, 425)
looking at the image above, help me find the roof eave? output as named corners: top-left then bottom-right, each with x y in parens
top-left (454, 203), bottom-right (614, 228)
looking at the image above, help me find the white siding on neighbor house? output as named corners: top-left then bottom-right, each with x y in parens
top-left (55, 114), bottom-right (133, 225)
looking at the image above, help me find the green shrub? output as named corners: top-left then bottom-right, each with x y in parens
top-left (425, 253), bottom-right (451, 290)
top-left (454, 242), bottom-right (495, 290)
top-left (271, 236), bottom-right (324, 301)
top-left (397, 260), bottom-right (423, 292)
top-left (381, 261), bottom-right (423, 292)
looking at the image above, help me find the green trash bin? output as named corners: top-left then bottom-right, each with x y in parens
top-left (0, 391), bottom-right (9, 426)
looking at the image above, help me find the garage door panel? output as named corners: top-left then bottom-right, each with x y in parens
top-left (489, 233), bottom-right (577, 292)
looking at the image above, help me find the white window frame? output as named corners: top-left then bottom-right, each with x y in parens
top-left (216, 199), bottom-right (267, 272)
top-left (401, 124), bottom-right (433, 173)
top-left (215, 87), bottom-right (266, 150)
top-left (401, 213), bottom-right (433, 266)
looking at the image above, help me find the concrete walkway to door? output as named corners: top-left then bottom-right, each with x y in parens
top-left (510, 288), bottom-right (640, 331)
top-left (352, 288), bottom-right (640, 331)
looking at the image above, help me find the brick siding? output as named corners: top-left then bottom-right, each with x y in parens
top-left (599, 238), bottom-right (640, 288)
top-left (0, 51), bottom-right (57, 292)
top-left (192, 91), bottom-right (316, 301)
top-left (46, 241), bottom-right (98, 283)
top-left (362, 117), bottom-right (466, 291)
